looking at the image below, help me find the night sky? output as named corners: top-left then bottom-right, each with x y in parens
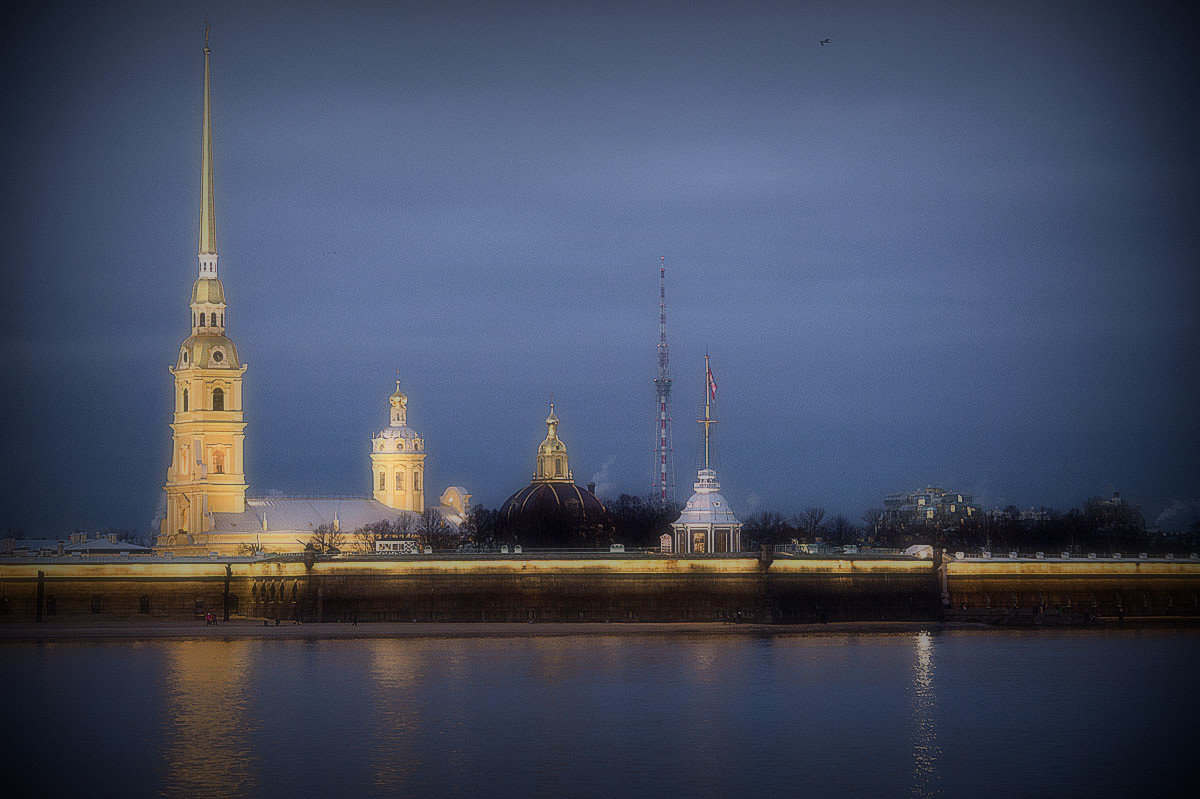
top-left (2, 0), bottom-right (1197, 537)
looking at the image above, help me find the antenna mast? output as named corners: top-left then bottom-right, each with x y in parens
top-left (653, 256), bottom-right (675, 505)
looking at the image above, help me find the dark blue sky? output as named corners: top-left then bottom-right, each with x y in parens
top-left (2, 0), bottom-right (1198, 535)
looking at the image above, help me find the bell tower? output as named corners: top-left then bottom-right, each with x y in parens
top-left (157, 27), bottom-right (248, 550)
top-left (370, 379), bottom-right (426, 512)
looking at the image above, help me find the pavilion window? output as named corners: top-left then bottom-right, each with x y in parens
top-left (212, 387), bottom-right (224, 411)
top-left (414, 471), bottom-right (421, 491)
top-left (396, 472), bottom-right (403, 490)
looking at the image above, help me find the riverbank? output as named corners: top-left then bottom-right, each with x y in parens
top-left (0, 619), bottom-right (971, 641)
top-left (4, 617), bottom-right (1198, 641)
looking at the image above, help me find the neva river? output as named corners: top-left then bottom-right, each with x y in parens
top-left (2, 629), bottom-right (1195, 798)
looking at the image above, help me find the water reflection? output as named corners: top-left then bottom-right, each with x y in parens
top-left (367, 639), bottom-right (423, 793)
top-left (160, 640), bottom-right (258, 798)
top-left (910, 631), bottom-right (941, 797)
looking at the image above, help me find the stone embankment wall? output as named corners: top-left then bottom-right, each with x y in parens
top-left (0, 555), bottom-right (939, 623)
top-left (943, 559), bottom-right (1200, 619)
top-left (3, 555), bottom-right (1197, 624)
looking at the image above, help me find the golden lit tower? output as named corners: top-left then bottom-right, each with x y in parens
top-left (370, 379), bottom-right (426, 512)
top-left (158, 27), bottom-right (248, 549)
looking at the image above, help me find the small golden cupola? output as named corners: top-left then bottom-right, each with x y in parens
top-left (534, 403), bottom-right (572, 483)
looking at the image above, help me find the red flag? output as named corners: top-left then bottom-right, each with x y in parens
top-left (706, 363), bottom-right (717, 400)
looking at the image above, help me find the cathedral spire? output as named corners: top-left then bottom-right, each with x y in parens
top-left (198, 22), bottom-right (218, 278)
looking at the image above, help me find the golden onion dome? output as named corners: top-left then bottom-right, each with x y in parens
top-left (190, 277), bottom-right (226, 305)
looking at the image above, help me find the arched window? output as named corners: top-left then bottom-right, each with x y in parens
top-left (91, 595), bottom-right (102, 614)
top-left (555, 458), bottom-right (563, 477)
top-left (228, 594), bottom-right (239, 614)
top-left (182, 389), bottom-right (189, 412)
top-left (0, 596), bottom-right (9, 615)
top-left (291, 583), bottom-right (298, 601)
top-left (194, 596), bottom-right (205, 615)
top-left (139, 595), bottom-right (151, 614)
top-left (213, 449), bottom-right (225, 474)
top-left (220, 313), bottom-right (224, 326)
top-left (395, 472), bottom-right (403, 490)
top-left (212, 387), bottom-right (224, 411)
top-left (45, 595), bottom-right (56, 616)
top-left (379, 472), bottom-right (386, 490)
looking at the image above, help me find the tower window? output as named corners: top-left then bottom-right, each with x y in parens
top-left (182, 389), bottom-right (189, 412)
top-left (213, 449), bottom-right (225, 474)
top-left (212, 387), bottom-right (224, 411)
top-left (555, 458), bottom-right (563, 477)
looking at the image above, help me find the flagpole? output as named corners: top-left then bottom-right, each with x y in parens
top-left (703, 354), bottom-right (711, 470)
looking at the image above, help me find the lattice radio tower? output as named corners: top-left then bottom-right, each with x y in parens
top-left (653, 256), bottom-right (676, 505)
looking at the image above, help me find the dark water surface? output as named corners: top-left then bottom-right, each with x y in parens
top-left (2, 629), bottom-right (1196, 798)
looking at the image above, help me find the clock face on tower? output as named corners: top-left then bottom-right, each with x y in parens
top-left (211, 349), bottom-right (224, 364)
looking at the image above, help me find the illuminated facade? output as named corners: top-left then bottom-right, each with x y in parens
top-left (154, 37), bottom-right (464, 555)
top-left (371, 381), bottom-right (426, 512)
top-left (158, 35), bottom-right (248, 550)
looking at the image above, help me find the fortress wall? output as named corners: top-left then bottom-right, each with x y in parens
top-left (4, 556), bottom-right (1199, 624)
top-left (944, 560), bottom-right (1200, 616)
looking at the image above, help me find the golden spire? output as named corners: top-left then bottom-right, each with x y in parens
top-left (198, 21), bottom-right (218, 276)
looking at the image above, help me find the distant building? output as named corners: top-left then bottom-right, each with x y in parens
top-left (1085, 491), bottom-right (1145, 534)
top-left (499, 405), bottom-right (608, 546)
top-left (669, 356), bottom-right (742, 554)
top-left (883, 485), bottom-right (979, 532)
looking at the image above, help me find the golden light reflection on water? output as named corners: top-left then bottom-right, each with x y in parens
top-left (910, 631), bottom-right (941, 798)
top-left (367, 639), bottom-right (424, 793)
top-left (160, 640), bottom-right (258, 799)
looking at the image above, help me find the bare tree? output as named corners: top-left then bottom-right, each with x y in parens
top-left (797, 507), bottom-right (827, 539)
top-left (861, 508), bottom-right (885, 541)
top-left (308, 523), bottom-right (345, 554)
top-left (417, 508), bottom-right (458, 550)
top-left (828, 515), bottom-right (857, 545)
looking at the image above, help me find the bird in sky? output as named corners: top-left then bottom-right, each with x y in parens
top-left (820, 38), bottom-right (831, 46)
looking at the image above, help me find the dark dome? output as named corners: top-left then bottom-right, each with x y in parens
top-left (500, 482), bottom-right (606, 523)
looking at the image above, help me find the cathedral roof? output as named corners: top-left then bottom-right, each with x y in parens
top-left (209, 497), bottom-right (458, 534)
top-left (499, 482), bottom-right (606, 523)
